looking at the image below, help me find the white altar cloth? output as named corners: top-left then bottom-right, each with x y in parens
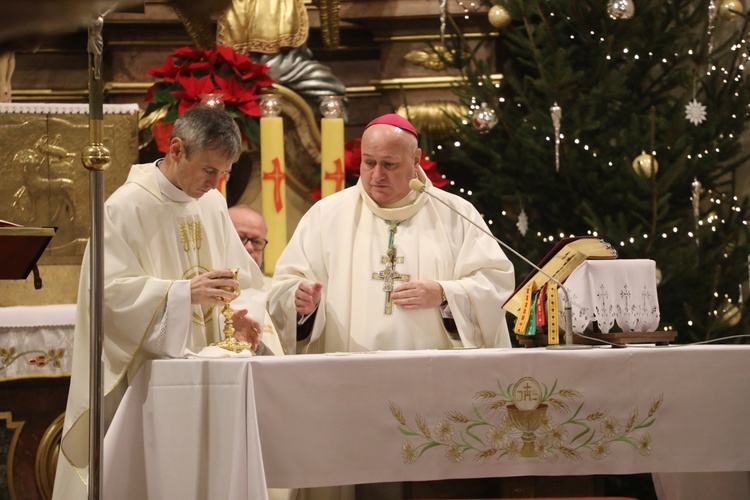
top-left (103, 359), bottom-right (268, 500)
top-left (103, 345), bottom-right (750, 499)
top-left (563, 259), bottom-right (660, 333)
top-left (0, 303), bottom-right (75, 380)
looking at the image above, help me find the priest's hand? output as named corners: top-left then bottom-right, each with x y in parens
top-left (190, 269), bottom-right (239, 306)
top-left (392, 280), bottom-right (444, 309)
top-left (295, 281), bottom-right (322, 315)
top-left (231, 309), bottom-right (262, 349)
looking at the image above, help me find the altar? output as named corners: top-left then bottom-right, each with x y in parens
top-left (0, 304), bottom-right (75, 499)
top-left (103, 345), bottom-right (750, 499)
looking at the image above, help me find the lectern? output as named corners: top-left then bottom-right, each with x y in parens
top-left (0, 221), bottom-right (56, 288)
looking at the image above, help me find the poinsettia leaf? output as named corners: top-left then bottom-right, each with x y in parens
top-left (224, 107), bottom-right (241, 120)
top-left (152, 84), bottom-right (179, 104)
top-left (163, 106), bottom-right (180, 123)
top-left (240, 118), bottom-right (261, 144)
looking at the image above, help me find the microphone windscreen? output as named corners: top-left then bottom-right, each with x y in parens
top-left (409, 178), bottom-right (426, 193)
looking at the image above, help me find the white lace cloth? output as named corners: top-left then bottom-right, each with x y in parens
top-left (0, 103), bottom-right (140, 114)
top-left (561, 259), bottom-right (660, 333)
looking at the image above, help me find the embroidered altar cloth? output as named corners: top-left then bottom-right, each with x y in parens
top-left (103, 345), bottom-right (750, 499)
top-left (0, 304), bottom-right (74, 380)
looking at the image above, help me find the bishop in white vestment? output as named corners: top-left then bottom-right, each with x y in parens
top-left (52, 107), bottom-right (267, 499)
top-left (269, 113), bottom-right (515, 355)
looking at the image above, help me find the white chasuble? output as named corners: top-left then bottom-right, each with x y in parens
top-left (53, 162), bottom-right (266, 499)
top-left (269, 168), bottom-right (515, 355)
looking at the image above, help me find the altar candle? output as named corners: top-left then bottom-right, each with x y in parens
top-left (321, 117), bottom-right (345, 198)
top-left (259, 96), bottom-right (287, 274)
top-left (320, 95), bottom-right (346, 198)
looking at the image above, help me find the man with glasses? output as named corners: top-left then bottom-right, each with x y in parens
top-left (229, 204), bottom-right (269, 270)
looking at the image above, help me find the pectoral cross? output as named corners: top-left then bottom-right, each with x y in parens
top-left (372, 247), bottom-right (410, 315)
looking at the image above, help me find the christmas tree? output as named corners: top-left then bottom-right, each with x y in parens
top-left (437, 0), bottom-right (750, 344)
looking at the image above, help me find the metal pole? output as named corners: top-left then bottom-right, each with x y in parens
top-left (83, 12), bottom-right (111, 500)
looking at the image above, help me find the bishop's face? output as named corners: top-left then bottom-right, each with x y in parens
top-left (360, 125), bottom-right (421, 206)
top-left (165, 138), bottom-right (233, 199)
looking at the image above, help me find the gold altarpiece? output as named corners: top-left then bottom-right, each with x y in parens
top-left (0, 103), bottom-right (139, 306)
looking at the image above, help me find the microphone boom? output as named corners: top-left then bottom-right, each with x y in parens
top-left (409, 178), bottom-right (588, 349)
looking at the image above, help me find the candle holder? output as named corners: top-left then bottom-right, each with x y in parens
top-left (259, 94), bottom-right (282, 117)
top-left (199, 93), bottom-right (225, 109)
top-left (320, 95), bottom-right (345, 119)
top-left (210, 268), bottom-right (255, 353)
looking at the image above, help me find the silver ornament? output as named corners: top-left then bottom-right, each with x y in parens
top-left (550, 103), bottom-right (562, 172)
top-left (472, 102), bottom-right (498, 132)
top-left (516, 209), bottom-right (529, 236)
top-left (607, 0), bottom-right (635, 19)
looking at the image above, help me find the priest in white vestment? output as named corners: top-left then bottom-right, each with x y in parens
top-left (52, 107), bottom-right (267, 500)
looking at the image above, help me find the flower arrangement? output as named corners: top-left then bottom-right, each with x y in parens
top-left (144, 45), bottom-right (273, 151)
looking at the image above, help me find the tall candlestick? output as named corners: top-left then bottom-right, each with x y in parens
top-left (259, 94), bottom-right (287, 274)
top-left (320, 95), bottom-right (346, 198)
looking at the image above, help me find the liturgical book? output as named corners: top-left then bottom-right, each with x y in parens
top-left (0, 219), bottom-right (56, 283)
top-left (502, 236), bottom-right (618, 318)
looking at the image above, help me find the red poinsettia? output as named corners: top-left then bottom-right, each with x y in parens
top-left (343, 138), bottom-right (362, 177)
top-left (144, 45), bottom-right (273, 151)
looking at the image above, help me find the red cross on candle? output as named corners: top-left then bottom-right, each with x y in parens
top-left (324, 158), bottom-right (346, 192)
top-left (262, 157), bottom-right (287, 212)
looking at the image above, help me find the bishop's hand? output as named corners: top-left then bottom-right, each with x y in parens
top-left (190, 269), bottom-right (239, 306)
top-left (392, 280), bottom-right (444, 310)
top-left (231, 309), bottom-right (262, 349)
top-left (295, 281), bottom-right (323, 315)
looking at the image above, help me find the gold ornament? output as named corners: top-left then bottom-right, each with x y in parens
top-left (632, 151), bottom-right (659, 177)
top-left (488, 5), bottom-right (511, 29)
top-left (716, 300), bottom-right (741, 328)
top-left (719, 0), bottom-right (744, 20)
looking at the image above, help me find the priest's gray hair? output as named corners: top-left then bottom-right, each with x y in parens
top-left (171, 106), bottom-right (242, 163)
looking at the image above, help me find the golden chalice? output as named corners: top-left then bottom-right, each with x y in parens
top-left (211, 268), bottom-right (255, 353)
top-left (507, 404), bottom-right (548, 457)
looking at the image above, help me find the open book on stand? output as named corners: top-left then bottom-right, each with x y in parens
top-left (0, 219), bottom-right (57, 288)
top-left (502, 236), bottom-right (618, 318)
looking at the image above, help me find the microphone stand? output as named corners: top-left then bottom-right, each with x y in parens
top-left (409, 179), bottom-right (591, 350)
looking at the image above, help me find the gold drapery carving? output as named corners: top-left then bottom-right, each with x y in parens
top-left (217, 0), bottom-right (309, 54)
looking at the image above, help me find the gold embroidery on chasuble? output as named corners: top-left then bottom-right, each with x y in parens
top-left (372, 220), bottom-right (410, 315)
top-left (177, 216), bottom-right (212, 325)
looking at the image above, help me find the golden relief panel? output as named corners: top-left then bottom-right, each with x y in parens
top-left (0, 110), bottom-right (138, 265)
